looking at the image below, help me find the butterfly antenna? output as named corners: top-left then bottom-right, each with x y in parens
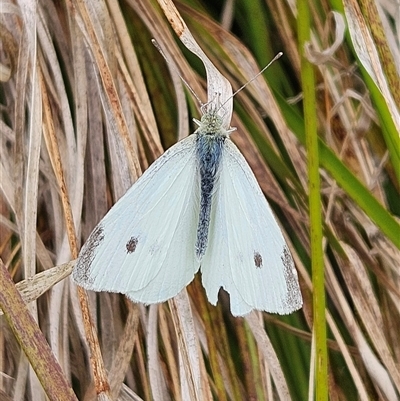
top-left (218, 52), bottom-right (283, 112)
top-left (151, 39), bottom-right (204, 107)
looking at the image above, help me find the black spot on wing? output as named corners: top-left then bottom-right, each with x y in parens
top-left (254, 251), bottom-right (263, 268)
top-left (126, 236), bottom-right (139, 253)
top-left (75, 224), bottom-right (105, 284)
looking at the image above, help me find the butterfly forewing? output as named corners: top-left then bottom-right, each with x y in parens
top-left (74, 135), bottom-right (201, 303)
top-left (201, 139), bottom-right (302, 316)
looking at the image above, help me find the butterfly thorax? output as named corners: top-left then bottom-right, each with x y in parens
top-left (194, 112), bottom-right (227, 136)
top-left (193, 110), bottom-right (236, 138)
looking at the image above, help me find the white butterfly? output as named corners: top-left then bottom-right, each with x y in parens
top-left (73, 105), bottom-right (303, 316)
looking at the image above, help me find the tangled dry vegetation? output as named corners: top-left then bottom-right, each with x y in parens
top-left (1, 0), bottom-right (399, 400)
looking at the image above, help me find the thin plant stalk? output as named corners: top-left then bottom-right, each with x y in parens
top-left (297, 0), bottom-right (328, 399)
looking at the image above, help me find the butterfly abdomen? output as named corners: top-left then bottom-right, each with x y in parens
top-left (195, 133), bottom-right (225, 260)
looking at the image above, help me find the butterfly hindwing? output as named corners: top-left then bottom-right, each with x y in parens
top-left (73, 135), bottom-right (201, 303)
top-left (201, 139), bottom-right (302, 316)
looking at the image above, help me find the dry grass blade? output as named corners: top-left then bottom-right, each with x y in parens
top-left (0, 260), bottom-right (77, 400)
top-left (245, 312), bottom-right (291, 400)
top-left (168, 292), bottom-right (203, 401)
top-left (0, 261), bottom-right (74, 316)
top-left (343, 0), bottom-right (400, 131)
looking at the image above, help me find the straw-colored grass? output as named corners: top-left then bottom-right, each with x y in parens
top-left (1, 0), bottom-right (399, 400)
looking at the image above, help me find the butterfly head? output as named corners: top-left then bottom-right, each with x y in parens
top-left (194, 108), bottom-right (236, 138)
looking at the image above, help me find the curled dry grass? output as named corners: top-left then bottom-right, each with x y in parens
top-left (0, 0), bottom-right (399, 400)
